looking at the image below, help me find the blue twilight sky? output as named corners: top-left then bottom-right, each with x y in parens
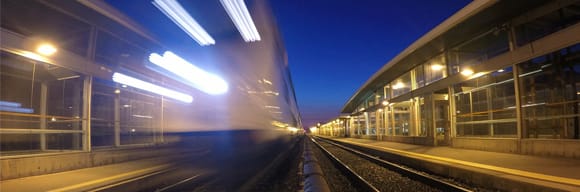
top-left (269, 1), bottom-right (470, 127)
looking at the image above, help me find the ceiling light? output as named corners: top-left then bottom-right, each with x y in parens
top-left (392, 82), bottom-right (405, 89)
top-left (431, 64), bottom-right (444, 71)
top-left (36, 44), bottom-right (57, 56)
top-left (112, 72), bottom-right (193, 103)
top-left (382, 100), bottom-right (389, 106)
top-left (220, 0), bottom-right (261, 42)
top-left (461, 69), bottom-right (474, 76)
top-left (149, 51), bottom-right (228, 95)
top-left (153, 0), bottom-right (215, 46)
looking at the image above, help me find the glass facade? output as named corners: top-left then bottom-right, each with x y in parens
top-left (518, 44), bottom-right (580, 139)
top-left (0, 52), bottom-right (84, 153)
top-left (319, 1), bottom-right (580, 150)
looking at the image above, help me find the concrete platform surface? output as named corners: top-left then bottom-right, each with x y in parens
top-left (0, 156), bottom-right (175, 192)
top-left (323, 136), bottom-right (580, 191)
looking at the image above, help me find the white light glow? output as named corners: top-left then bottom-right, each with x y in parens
top-left (382, 100), bottom-right (389, 106)
top-left (392, 82), bottom-right (405, 89)
top-left (497, 69), bottom-right (505, 73)
top-left (149, 51), bottom-right (228, 95)
top-left (461, 69), bottom-right (474, 76)
top-left (220, 0), bottom-right (261, 42)
top-left (132, 114), bottom-right (153, 119)
top-left (112, 72), bottom-right (193, 103)
top-left (36, 44), bottom-right (57, 56)
top-left (152, 0), bottom-right (215, 46)
top-left (431, 64), bottom-right (444, 71)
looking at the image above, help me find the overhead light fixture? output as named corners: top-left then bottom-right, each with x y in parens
top-left (382, 100), bottom-right (389, 106)
top-left (149, 51), bottom-right (228, 95)
top-left (152, 0), bottom-right (215, 46)
top-left (460, 69), bottom-right (474, 76)
top-left (220, 0), bottom-right (261, 42)
top-left (392, 82), bottom-right (405, 89)
top-left (112, 72), bottom-right (193, 103)
top-left (36, 44), bottom-right (57, 56)
top-left (431, 64), bottom-right (444, 71)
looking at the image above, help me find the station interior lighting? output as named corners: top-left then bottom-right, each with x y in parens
top-left (430, 63), bottom-right (444, 71)
top-left (220, 0), bottom-right (261, 42)
top-left (392, 81), bottom-right (405, 89)
top-left (112, 72), bottom-right (193, 103)
top-left (382, 100), bottom-right (389, 106)
top-left (36, 44), bottom-right (57, 56)
top-left (149, 51), bottom-right (228, 95)
top-left (152, 0), bottom-right (215, 46)
top-left (460, 68), bottom-right (474, 76)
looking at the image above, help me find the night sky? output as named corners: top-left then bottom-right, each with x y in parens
top-left (270, 1), bottom-right (470, 127)
top-left (107, 0), bottom-right (471, 128)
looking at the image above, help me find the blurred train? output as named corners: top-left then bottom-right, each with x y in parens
top-left (0, 0), bottom-right (301, 154)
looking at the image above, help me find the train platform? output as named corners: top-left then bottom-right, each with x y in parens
top-left (320, 136), bottom-right (580, 191)
top-left (0, 155), bottom-right (176, 192)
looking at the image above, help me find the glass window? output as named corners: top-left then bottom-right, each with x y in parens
top-left (425, 54), bottom-right (447, 85)
top-left (393, 101), bottom-right (411, 136)
top-left (1, 0), bottom-right (91, 56)
top-left (392, 71), bottom-right (412, 98)
top-left (515, 2), bottom-right (580, 46)
top-left (454, 67), bottom-right (516, 137)
top-left (414, 65), bottom-right (425, 89)
top-left (91, 80), bottom-right (116, 147)
top-left (95, 31), bottom-right (147, 68)
top-left (1, 52), bottom-right (84, 154)
top-left (384, 84), bottom-right (391, 100)
top-left (518, 43), bottom-right (580, 139)
top-left (448, 28), bottom-right (510, 75)
top-left (119, 88), bottom-right (159, 145)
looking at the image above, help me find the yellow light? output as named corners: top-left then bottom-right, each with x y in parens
top-left (431, 64), bottom-right (444, 71)
top-left (378, 109), bottom-right (383, 112)
top-left (114, 89), bottom-right (121, 94)
top-left (461, 69), bottom-right (474, 76)
top-left (36, 44), bottom-right (57, 56)
top-left (382, 100), bottom-right (389, 106)
top-left (392, 82), bottom-right (405, 89)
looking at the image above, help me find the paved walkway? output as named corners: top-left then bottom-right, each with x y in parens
top-left (322, 136), bottom-right (580, 191)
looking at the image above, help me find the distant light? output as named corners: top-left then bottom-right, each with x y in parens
top-left (497, 69), bottom-right (505, 73)
top-left (36, 44), bottom-right (57, 56)
top-left (431, 64), bottom-right (444, 71)
top-left (471, 72), bottom-right (485, 78)
top-left (149, 51), bottom-right (228, 95)
top-left (220, 0), bottom-right (261, 42)
top-left (112, 72), bottom-right (193, 103)
top-left (131, 128), bottom-right (136, 132)
top-left (123, 104), bottom-right (131, 108)
top-left (382, 100), bottom-right (389, 106)
top-left (378, 109), bottom-right (383, 112)
top-left (51, 117), bottom-right (56, 122)
top-left (461, 69), bottom-right (474, 76)
top-left (152, 0), bottom-right (215, 46)
top-left (122, 84), bottom-right (128, 88)
top-left (114, 89), bottom-right (121, 94)
top-left (392, 82), bottom-right (405, 89)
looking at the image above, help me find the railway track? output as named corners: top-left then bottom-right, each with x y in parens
top-left (310, 136), bottom-right (473, 192)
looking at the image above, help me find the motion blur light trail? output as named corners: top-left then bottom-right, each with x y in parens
top-left (112, 72), bottom-right (194, 103)
top-left (149, 51), bottom-right (229, 95)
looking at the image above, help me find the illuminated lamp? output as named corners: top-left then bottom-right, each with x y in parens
top-left (460, 69), bottom-right (474, 76)
top-left (36, 44), bottom-right (57, 56)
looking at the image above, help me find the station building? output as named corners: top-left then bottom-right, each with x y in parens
top-left (317, 0), bottom-right (580, 158)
